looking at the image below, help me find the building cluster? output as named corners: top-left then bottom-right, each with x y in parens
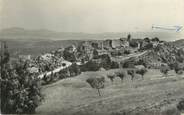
top-left (17, 35), bottom-right (165, 76)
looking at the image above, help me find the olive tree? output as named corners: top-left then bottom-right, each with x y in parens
top-left (86, 76), bottom-right (105, 96)
top-left (107, 74), bottom-right (116, 83)
top-left (115, 71), bottom-right (126, 82)
top-left (127, 69), bottom-right (135, 81)
top-left (160, 64), bottom-right (170, 77)
top-left (136, 68), bottom-right (147, 79)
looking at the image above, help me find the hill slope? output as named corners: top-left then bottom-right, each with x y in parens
top-left (36, 69), bottom-right (184, 115)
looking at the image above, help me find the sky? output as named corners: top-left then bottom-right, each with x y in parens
top-left (0, 0), bottom-right (184, 34)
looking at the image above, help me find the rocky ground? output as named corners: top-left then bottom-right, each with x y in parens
top-left (36, 69), bottom-right (184, 115)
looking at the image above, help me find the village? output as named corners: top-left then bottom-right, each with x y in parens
top-left (16, 34), bottom-right (169, 80)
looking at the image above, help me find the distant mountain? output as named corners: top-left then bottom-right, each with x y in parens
top-left (0, 27), bottom-right (183, 41)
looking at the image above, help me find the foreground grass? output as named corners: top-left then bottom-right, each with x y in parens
top-left (36, 69), bottom-right (184, 115)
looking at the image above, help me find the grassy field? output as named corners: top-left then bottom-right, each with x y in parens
top-left (36, 69), bottom-right (184, 115)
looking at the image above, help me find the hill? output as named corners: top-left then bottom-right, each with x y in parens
top-left (0, 27), bottom-right (183, 41)
top-left (36, 69), bottom-right (184, 115)
top-left (4, 39), bottom-right (83, 57)
top-left (172, 39), bottom-right (184, 48)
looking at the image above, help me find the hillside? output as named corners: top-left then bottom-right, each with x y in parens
top-left (5, 39), bottom-right (83, 57)
top-left (172, 39), bottom-right (184, 48)
top-left (36, 69), bottom-right (184, 115)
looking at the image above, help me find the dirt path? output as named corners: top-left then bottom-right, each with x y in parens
top-left (36, 69), bottom-right (184, 115)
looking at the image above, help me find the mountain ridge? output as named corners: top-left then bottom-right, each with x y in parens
top-left (0, 27), bottom-right (183, 41)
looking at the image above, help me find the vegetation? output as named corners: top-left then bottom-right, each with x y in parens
top-left (124, 50), bottom-right (131, 55)
top-left (160, 64), bottom-right (170, 76)
top-left (177, 99), bottom-right (184, 112)
top-left (129, 40), bottom-right (138, 48)
top-left (151, 37), bottom-right (160, 42)
top-left (0, 42), bottom-right (43, 114)
top-left (107, 74), bottom-right (116, 83)
top-left (86, 76), bottom-right (105, 96)
top-left (127, 69), bottom-right (135, 81)
top-left (1, 34), bottom-right (184, 114)
top-left (136, 68), bottom-right (147, 79)
top-left (115, 71), bottom-right (126, 81)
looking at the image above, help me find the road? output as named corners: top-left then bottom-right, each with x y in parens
top-left (111, 51), bottom-right (148, 62)
top-left (38, 61), bottom-right (72, 79)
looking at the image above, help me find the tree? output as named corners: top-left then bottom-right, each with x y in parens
top-left (107, 74), bottom-right (116, 83)
top-left (80, 60), bottom-right (100, 71)
top-left (160, 64), bottom-right (169, 76)
top-left (69, 63), bottom-right (81, 76)
top-left (172, 62), bottom-right (183, 75)
top-left (151, 37), bottom-right (159, 42)
top-left (0, 42), bottom-right (43, 114)
top-left (144, 37), bottom-right (150, 43)
top-left (136, 68), bottom-right (147, 79)
top-left (129, 40), bottom-right (138, 48)
top-left (115, 71), bottom-right (126, 82)
top-left (1, 41), bottom-right (10, 65)
top-left (110, 61), bottom-right (119, 69)
top-left (177, 99), bottom-right (184, 112)
top-left (124, 50), bottom-right (131, 55)
top-left (86, 76), bottom-right (105, 96)
top-left (99, 54), bottom-right (112, 70)
top-left (127, 34), bottom-right (131, 41)
top-left (127, 69), bottom-right (135, 81)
